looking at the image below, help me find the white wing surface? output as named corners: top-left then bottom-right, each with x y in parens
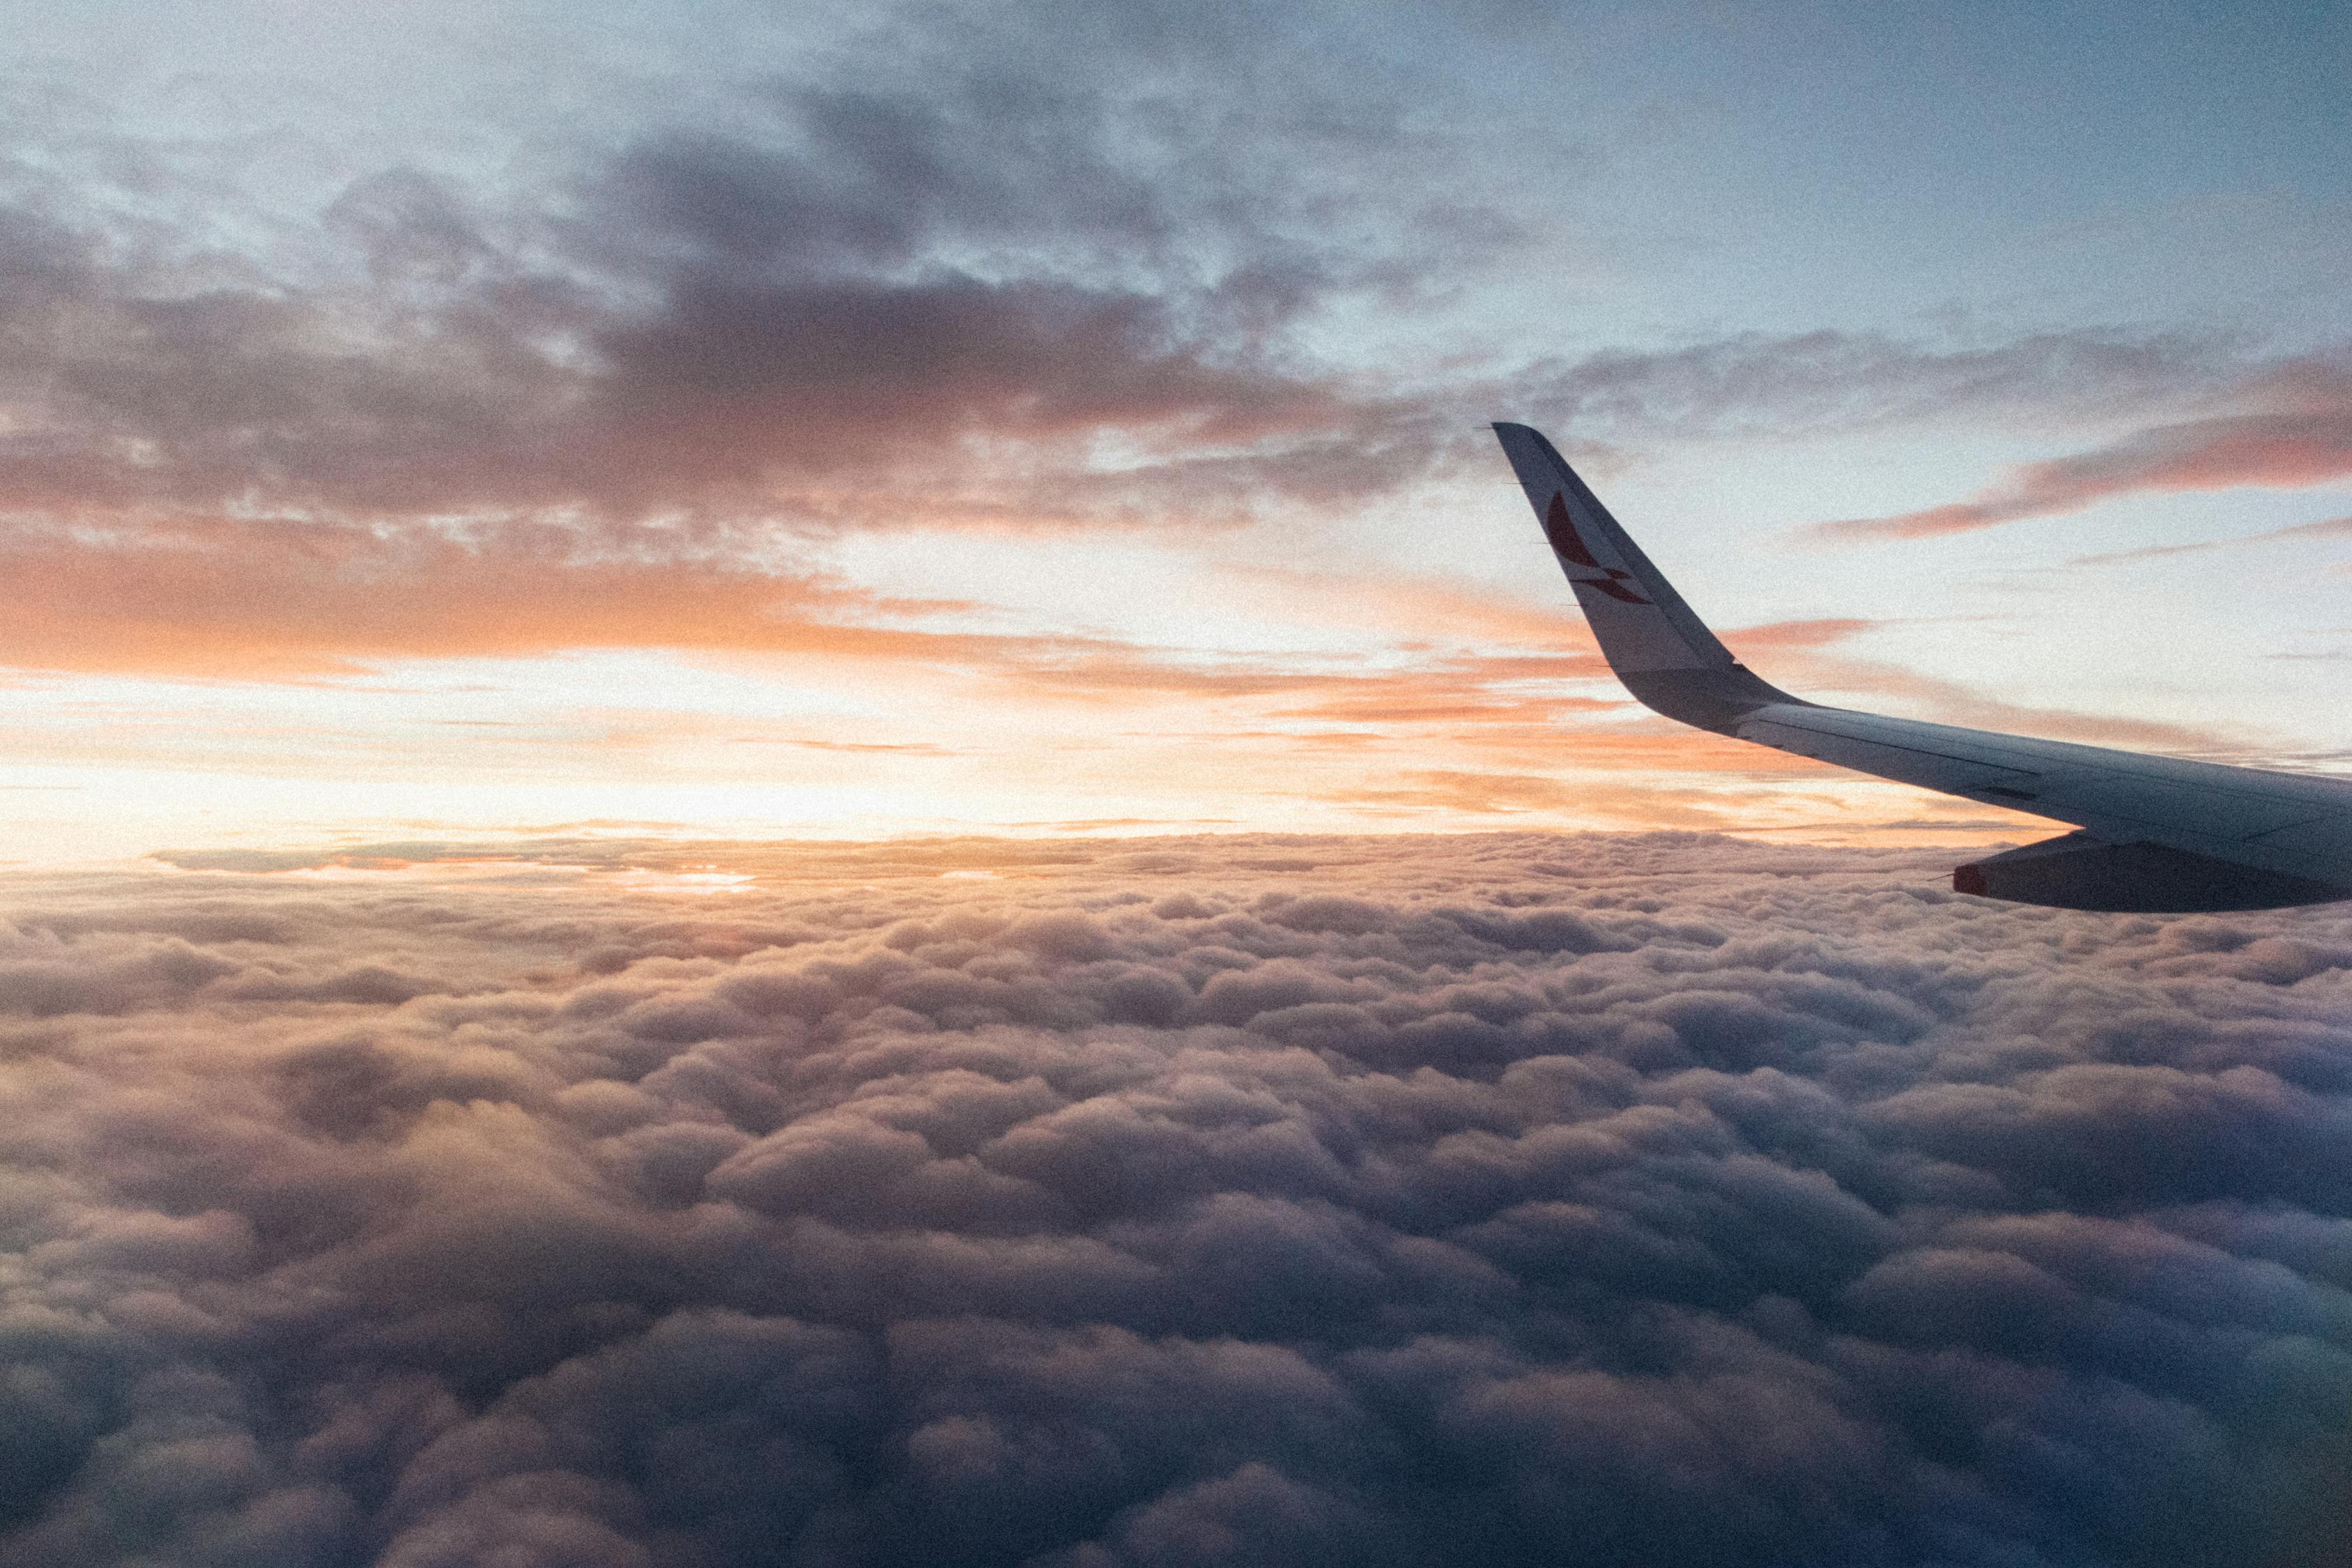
top-left (1492, 422), bottom-right (2352, 912)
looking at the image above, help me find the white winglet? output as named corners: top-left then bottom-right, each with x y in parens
top-left (1491, 422), bottom-right (1798, 734)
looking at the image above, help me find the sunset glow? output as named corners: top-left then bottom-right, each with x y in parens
top-left (6, 10), bottom-right (2352, 1561)
top-left (0, 3), bottom-right (2345, 863)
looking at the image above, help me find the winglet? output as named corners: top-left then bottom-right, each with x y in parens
top-left (1493, 423), bottom-right (1801, 732)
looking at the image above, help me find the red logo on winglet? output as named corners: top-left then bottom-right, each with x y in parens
top-left (1544, 494), bottom-right (1651, 604)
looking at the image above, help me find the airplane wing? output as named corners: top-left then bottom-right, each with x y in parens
top-left (1491, 422), bottom-right (2352, 911)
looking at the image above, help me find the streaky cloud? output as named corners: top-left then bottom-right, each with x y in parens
top-left (2067, 512), bottom-right (2352, 568)
top-left (1813, 360), bottom-right (2352, 542)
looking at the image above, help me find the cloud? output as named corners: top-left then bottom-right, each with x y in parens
top-left (1814, 360), bottom-right (2352, 541)
top-left (0, 515), bottom-right (1020, 677)
top-left (0, 45), bottom-right (2269, 560)
top-left (1510, 328), bottom-right (2236, 444)
top-left (1755, 645), bottom-right (2240, 755)
top-left (2067, 512), bottom-right (2352, 568)
top-left (0, 54), bottom-right (1447, 544)
top-left (0, 49), bottom-right (1492, 686)
top-left (4, 59), bottom-right (2309, 697)
top-left (3, 833), bottom-right (2350, 1564)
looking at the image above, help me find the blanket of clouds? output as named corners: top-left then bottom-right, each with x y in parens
top-left (6, 831), bottom-right (2351, 1567)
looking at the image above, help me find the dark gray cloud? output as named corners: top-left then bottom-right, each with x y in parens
top-left (1, 6), bottom-right (2278, 559)
top-left (0, 45), bottom-right (1445, 541)
top-left (0, 51), bottom-right (1473, 677)
top-left (4, 833), bottom-right (2351, 1565)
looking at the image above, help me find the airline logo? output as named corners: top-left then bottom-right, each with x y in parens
top-left (1544, 494), bottom-right (1652, 604)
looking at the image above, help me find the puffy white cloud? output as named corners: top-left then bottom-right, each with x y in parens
top-left (3, 831), bottom-right (2351, 1565)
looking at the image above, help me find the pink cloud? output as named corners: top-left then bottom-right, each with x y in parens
top-left (1815, 363), bottom-right (2352, 541)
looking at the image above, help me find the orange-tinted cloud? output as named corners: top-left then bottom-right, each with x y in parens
top-left (0, 518), bottom-right (1064, 677)
top-left (1720, 617), bottom-right (1880, 650)
top-left (1753, 644), bottom-right (2239, 755)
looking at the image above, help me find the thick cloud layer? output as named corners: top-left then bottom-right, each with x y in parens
top-left (5, 833), bottom-right (2352, 1566)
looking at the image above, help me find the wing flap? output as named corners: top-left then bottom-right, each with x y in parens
top-left (1955, 833), bottom-right (2352, 912)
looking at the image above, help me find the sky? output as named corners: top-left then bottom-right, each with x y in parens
top-left (6, 6), bottom-right (2352, 1566)
top-left (0, 0), bottom-right (2346, 860)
